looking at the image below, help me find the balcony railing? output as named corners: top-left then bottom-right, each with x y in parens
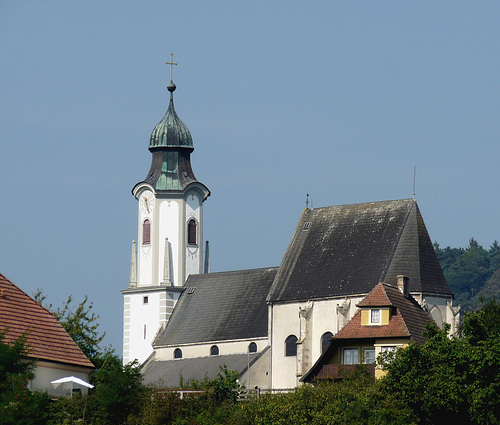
top-left (316, 363), bottom-right (375, 379)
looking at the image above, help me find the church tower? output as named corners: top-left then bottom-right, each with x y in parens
top-left (122, 62), bottom-right (210, 364)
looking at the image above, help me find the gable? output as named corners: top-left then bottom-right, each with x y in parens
top-left (0, 274), bottom-right (93, 369)
top-left (267, 199), bottom-right (451, 303)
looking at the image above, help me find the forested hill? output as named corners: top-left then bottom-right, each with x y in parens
top-left (435, 238), bottom-right (500, 312)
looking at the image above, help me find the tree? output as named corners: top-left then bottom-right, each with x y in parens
top-left (381, 300), bottom-right (500, 424)
top-left (34, 290), bottom-right (108, 366)
top-left (0, 332), bottom-right (51, 425)
top-left (89, 352), bottom-right (145, 425)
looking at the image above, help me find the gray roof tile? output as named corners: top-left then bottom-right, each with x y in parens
top-left (156, 268), bottom-right (277, 346)
top-left (268, 199), bottom-right (451, 303)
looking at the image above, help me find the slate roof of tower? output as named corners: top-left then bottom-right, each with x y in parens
top-left (155, 268), bottom-right (278, 347)
top-left (0, 273), bottom-right (94, 368)
top-left (267, 199), bottom-right (451, 303)
top-left (142, 351), bottom-right (263, 388)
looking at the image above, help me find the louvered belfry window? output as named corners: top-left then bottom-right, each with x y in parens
top-left (188, 219), bottom-right (197, 245)
top-left (143, 219), bottom-right (151, 245)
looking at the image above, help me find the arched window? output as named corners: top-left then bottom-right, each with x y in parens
top-left (248, 342), bottom-right (257, 353)
top-left (285, 335), bottom-right (298, 357)
top-left (174, 348), bottom-right (182, 359)
top-left (321, 332), bottom-right (333, 354)
top-left (188, 219), bottom-right (197, 245)
top-left (210, 345), bottom-right (219, 356)
top-left (143, 219), bottom-right (151, 245)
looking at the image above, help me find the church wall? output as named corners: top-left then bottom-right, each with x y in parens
top-left (125, 291), bottom-right (163, 364)
top-left (270, 296), bottom-right (362, 389)
top-left (239, 347), bottom-right (271, 390)
top-left (154, 337), bottom-right (268, 361)
top-left (158, 199), bottom-right (181, 285)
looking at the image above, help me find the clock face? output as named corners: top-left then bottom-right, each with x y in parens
top-left (139, 191), bottom-right (155, 215)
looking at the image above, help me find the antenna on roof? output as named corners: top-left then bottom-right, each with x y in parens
top-left (305, 194), bottom-right (310, 209)
top-left (412, 166), bottom-right (416, 200)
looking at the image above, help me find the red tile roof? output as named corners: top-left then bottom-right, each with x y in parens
top-left (0, 273), bottom-right (94, 368)
top-left (335, 283), bottom-right (430, 344)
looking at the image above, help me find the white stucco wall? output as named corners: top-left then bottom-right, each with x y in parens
top-left (270, 296), bottom-right (362, 389)
top-left (29, 361), bottom-right (91, 397)
top-left (155, 337), bottom-right (268, 361)
top-left (123, 289), bottom-right (181, 365)
top-left (158, 199), bottom-right (181, 285)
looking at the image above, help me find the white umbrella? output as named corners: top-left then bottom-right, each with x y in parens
top-left (51, 376), bottom-right (94, 396)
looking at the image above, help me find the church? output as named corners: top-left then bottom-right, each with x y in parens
top-left (122, 69), bottom-right (460, 390)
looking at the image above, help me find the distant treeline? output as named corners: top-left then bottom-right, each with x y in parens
top-left (434, 238), bottom-right (500, 311)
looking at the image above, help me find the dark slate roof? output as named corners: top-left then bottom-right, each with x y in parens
top-left (268, 199), bottom-right (451, 303)
top-left (142, 352), bottom-right (262, 388)
top-left (0, 273), bottom-right (94, 369)
top-left (155, 268), bottom-right (277, 347)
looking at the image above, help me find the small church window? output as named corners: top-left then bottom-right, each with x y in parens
top-left (248, 342), bottom-right (257, 353)
top-left (188, 219), bottom-right (197, 245)
top-left (174, 348), bottom-right (182, 359)
top-left (143, 296), bottom-right (149, 304)
top-left (321, 332), bottom-right (333, 354)
top-left (285, 335), bottom-right (298, 357)
top-left (210, 345), bottom-right (219, 356)
top-left (143, 219), bottom-right (151, 245)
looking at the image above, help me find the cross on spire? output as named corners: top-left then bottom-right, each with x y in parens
top-left (166, 53), bottom-right (178, 82)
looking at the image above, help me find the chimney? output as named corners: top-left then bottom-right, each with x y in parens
top-left (397, 275), bottom-right (409, 297)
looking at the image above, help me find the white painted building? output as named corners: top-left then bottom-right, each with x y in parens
top-left (124, 76), bottom-right (460, 388)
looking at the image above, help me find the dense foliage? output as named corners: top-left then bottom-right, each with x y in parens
top-left (0, 332), bottom-right (51, 425)
top-left (435, 238), bottom-right (500, 311)
top-left (382, 298), bottom-right (500, 424)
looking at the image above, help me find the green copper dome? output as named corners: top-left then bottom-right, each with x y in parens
top-left (149, 83), bottom-right (193, 150)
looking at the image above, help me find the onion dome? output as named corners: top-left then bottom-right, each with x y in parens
top-left (149, 82), bottom-right (193, 150)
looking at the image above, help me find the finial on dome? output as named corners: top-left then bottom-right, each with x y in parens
top-left (166, 53), bottom-right (178, 92)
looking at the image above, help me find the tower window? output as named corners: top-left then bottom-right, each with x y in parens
top-left (143, 296), bottom-right (149, 304)
top-left (285, 335), bottom-right (298, 357)
top-left (188, 219), bottom-right (197, 245)
top-left (174, 348), bottom-right (182, 359)
top-left (248, 342), bottom-right (257, 353)
top-left (321, 332), bottom-right (333, 354)
top-left (143, 219), bottom-right (151, 245)
top-left (210, 345), bottom-right (219, 356)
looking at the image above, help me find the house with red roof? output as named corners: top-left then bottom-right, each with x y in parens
top-left (301, 275), bottom-right (432, 382)
top-left (0, 273), bottom-right (94, 396)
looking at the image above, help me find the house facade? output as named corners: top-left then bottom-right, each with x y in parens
top-left (301, 277), bottom-right (432, 382)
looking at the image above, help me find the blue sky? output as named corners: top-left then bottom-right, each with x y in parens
top-left (1, 2), bottom-right (499, 354)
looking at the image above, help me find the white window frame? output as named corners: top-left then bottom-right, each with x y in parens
top-left (363, 348), bottom-right (376, 364)
top-left (343, 347), bottom-right (359, 365)
top-left (370, 309), bottom-right (380, 324)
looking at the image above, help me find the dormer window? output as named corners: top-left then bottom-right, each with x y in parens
top-left (370, 309), bottom-right (380, 324)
